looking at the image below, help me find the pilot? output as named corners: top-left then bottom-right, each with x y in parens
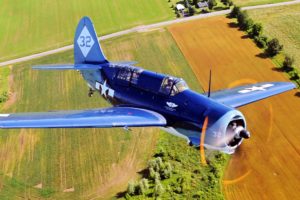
top-left (163, 78), bottom-right (173, 93)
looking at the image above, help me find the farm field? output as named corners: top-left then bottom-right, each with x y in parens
top-left (248, 4), bottom-right (300, 69)
top-left (169, 16), bottom-right (300, 200)
top-left (233, 0), bottom-right (291, 7)
top-left (0, 0), bottom-right (174, 63)
top-left (0, 29), bottom-right (199, 199)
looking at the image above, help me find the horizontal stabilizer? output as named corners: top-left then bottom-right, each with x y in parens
top-left (209, 82), bottom-right (296, 108)
top-left (0, 107), bottom-right (166, 129)
top-left (32, 64), bottom-right (103, 70)
top-left (110, 61), bottom-right (138, 66)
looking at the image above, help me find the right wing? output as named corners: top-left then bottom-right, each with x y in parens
top-left (0, 107), bottom-right (166, 129)
top-left (208, 82), bottom-right (296, 108)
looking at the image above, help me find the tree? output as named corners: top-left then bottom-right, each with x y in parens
top-left (156, 157), bottom-right (164, 170)
top-left (229, 6), bottom-right (241, 18)
top-left (149, 167), bottom-right (156, 180)
top-left (289, 71), bottom-right (299, 80)
top-left (165, 162), bottom-right (172, 172)
top-left (175, 9), bottom-right (181, 18)
top-left (148, 159), bottom-right (157, 169)
top-left (154, 181), bottom-right (165, 197)
top-left (237, 11), bottom-right (253, 31)
top-left (161, 162), bottom-right (172, 179)
top-left (254, 35), bottom-right (268, 48)
top-left (265, 38), bottom-right (283, 57)
top-left (282, 55), bottom-right (294, 71)
top-left (127, 181), bottom-right (136, 195)
top-left (249, 23), bottom-right (263, 38)
top-left (188, 6), bottom-right (195, 16)
top-left (208, 0), bottom-right (217, 10)
top-left (245, 18), bottom-right (254, 31)
top-left (193, 0), bottom-right (200, 7)
top-left (0, 92), bottom-right (8, 103)
top-left (154, 172), bottom-right (161, 183)
top-left (141, 178), bottom-right (149, 190)
top-left (155, 147), bottom-right (166, 158)
top-left (136, 181), bottom-right (145, 195)
top-left (221, 0), bottom-right (233, 6)
top-left (163, 169), bottom-right (171, 179)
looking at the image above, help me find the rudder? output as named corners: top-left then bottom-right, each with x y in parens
top-left (74, 16), bottom-right (107, 64)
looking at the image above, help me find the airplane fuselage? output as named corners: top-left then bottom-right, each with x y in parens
top-left (81, 63), bottom-right (246, 153)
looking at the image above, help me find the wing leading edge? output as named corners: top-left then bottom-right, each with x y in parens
top-left (32, 64), bottom-right (102, 70)
top-left (209, 82), bottom-right (296, 108)
top-left (0, 107), bottom-right (166, 129)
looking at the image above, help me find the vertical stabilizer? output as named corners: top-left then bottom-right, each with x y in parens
top-left (74, 16), bottom-right (107, 64)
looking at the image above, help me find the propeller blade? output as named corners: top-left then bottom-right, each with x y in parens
top-left (200, 116), bottom-right (209, 165)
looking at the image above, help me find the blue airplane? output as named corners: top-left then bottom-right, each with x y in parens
top-left (0, 17), bottom-right (296, 154)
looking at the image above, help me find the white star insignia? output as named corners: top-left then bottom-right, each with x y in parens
top-left (95, 80), bottom-right (114, 98)
top-left (100, 80), bottom-right (109, 97)
top-left (238, 84), bottom-right (274, 94)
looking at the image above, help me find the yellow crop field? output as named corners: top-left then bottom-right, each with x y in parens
top-left (169, 16), bottom-right (300, 200)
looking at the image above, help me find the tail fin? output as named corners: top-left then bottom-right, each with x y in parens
top-left (74, 16), bottom-right (108, 64)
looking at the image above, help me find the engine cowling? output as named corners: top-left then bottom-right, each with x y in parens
top-left (203, 109), bottom-right (250, 154)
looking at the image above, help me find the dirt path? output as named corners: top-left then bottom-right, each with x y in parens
top-left (169, 16), bottom-right (300, 200)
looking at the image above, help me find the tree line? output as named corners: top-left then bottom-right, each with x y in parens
top-left (229, 6), bottom-right (299, 86)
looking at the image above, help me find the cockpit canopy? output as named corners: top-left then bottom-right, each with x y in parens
top-left (159, 77), bottom-right (189, 96)
top-left (115, 65), bottom-right (189, 96)
top-left (116, 66), bottom-right (143, 85)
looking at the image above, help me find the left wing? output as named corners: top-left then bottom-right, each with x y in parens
top-left (209, 82), bottom-right (296, 108)
top-left (32, 64), bottom-right (102, 70)
top-left (0, 107), bottom-right (166, 129)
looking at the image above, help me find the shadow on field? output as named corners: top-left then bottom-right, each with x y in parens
top-left (227, 22), bottom-right (238, 28)
top-left (241, 35), bottom-right (249, 39)
top-left (271, 67), bottom-right (283, 72)
top-left (294, 92), bottom-right (300, 97)
top-left (138, 168), bottom-right (149, 177)
top-left (116, 191), bottom-right (127, 198)
top-left (255, 52), bottom-right (268, 59)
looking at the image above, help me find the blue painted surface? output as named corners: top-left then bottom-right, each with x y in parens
top-left (74, 16), bottom-right (107, 64)
top-left (0, 107), bottom-right (166, 128)
top-left (0, 16), bottom-right (296, 154)
top-left (208, 82), bottom-right (296, 108)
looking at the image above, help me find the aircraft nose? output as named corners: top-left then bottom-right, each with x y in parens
top-left (239, 129), bottom-right (250, 139)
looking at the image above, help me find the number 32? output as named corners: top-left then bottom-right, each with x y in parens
top-left (79, 36), bottom-right (91, 47)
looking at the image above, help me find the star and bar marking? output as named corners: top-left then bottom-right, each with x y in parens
top-left (95, 80), bottom-right (114, 98)
top-left (238, 84), bottom-right (274, 94)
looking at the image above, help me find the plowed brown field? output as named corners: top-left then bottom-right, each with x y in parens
top-left (169, 16), bottom-right (300, 200)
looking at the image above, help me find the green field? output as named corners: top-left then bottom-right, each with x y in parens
top-left (248, 4), bottom-right (300, 69)
top-left (0, 29), bottom-right (201, 199)
top-left (233, 0), bottom-right (291, 7)
top-left (0, 0), bottom-right (175, 62)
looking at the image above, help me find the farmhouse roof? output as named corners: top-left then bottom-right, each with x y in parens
top-left (176, 4), bottom-right (185, 10)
